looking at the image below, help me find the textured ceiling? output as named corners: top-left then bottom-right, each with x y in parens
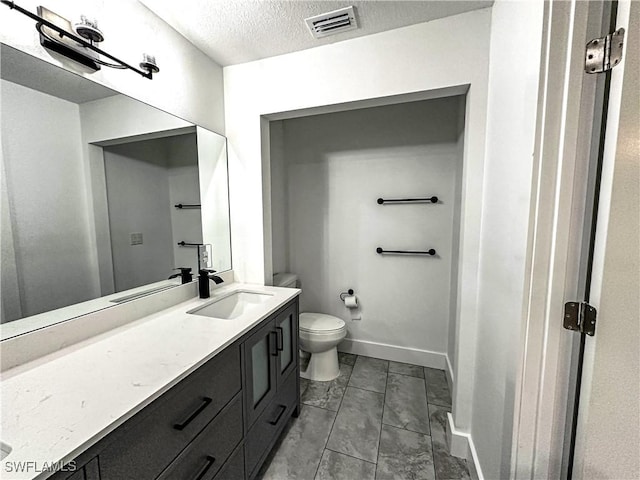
top-left (141, 1), bottom-right (493, 66)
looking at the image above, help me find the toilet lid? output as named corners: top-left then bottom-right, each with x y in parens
top-left (300, 313), bottom-right (345, 332)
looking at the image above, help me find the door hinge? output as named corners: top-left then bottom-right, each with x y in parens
top-left (585, 28), bottom-right (625, 74)
top-left (564, 302), bottom-right (597, 336)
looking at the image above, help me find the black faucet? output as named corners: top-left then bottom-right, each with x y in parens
top-left (198, 269), bottom-right (224, 298)
top-left (168, 267), bottom-right (193, 284)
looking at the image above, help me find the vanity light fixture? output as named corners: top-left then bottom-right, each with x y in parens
top-left (0, 0), bottom-right (160, 79)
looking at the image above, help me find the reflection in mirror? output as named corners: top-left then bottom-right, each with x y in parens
top-left (0, 44), bottom-right (231, 340)
top-left (102, 132), bottom-right (202, 293)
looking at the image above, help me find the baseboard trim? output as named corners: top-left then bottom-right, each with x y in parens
top-left (445, 355), bottom-right (455, 393)
top-left (338, 338), bottom-right (447, 371)
top-left (447, 412), bottom-right (484, 480)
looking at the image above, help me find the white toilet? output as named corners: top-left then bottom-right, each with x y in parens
top-left (273, 273), bottom-right (347, 381)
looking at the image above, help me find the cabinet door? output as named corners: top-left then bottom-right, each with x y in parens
top-left (274, 302), bottom-right (298, 388)
top-left (244, 320), bottom-right (278, 428)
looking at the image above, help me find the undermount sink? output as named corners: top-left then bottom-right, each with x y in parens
top-left (188, 290), bottom-right (273, 319)
top-left (1, 441), bottom-right (11, 460)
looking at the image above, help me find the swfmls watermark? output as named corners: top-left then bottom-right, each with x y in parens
top-left (4, 460), bottom-right (77, 473)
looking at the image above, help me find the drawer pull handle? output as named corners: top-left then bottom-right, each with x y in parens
top-left (276, 326), bottom-right (284, 351)
top-left (191, 455), bottom-right (216, 480)
top-left (173, 397), bottom-right (213, 431)
top-left (269, 404), bottom-right (287, 425)
top-left (270, 331), bottom-right (278, 357)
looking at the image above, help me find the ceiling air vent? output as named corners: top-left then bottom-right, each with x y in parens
top-left (305, 6), bottom-right (358, 39)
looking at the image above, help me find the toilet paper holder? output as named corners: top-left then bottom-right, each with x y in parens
top-left (339, 289), bottom-right (354, 301)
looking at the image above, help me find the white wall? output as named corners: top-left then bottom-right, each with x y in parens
top-left (0, 0), bottom-right (224, 133)
top-left (274, 98), bottom-right (463, 366)
top-left (470, 2), bottom-right (544, 478)
top-left (103, 133), bottom-right (202, 292)
top-left (447, 97), bottom-right (466, 380)
top-left (225, 8), bottom-right (491, 445)
top-left (103, 142), bottom-right (174, 291)
top-left (0, 133), bottom-right (22, 322)
top-left (167, 135), bottom-right (202, 273)
top-left (269, 120), bottom-right (287, 274)
top-left (102, 134), bottom-right (201, 291)
top-left (1, 80), bottom-right (96, 319)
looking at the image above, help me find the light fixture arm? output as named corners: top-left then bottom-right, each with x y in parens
top-left (1, 0), bottom-right (157, 79)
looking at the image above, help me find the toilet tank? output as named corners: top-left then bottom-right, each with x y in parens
top-left (273, 273), bottom-right (298, 288)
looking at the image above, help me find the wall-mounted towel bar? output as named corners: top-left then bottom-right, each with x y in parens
top-left (377, 196), bottom-right (438, 204)
top-left (174, 203), bottom-right (201, 209)
top-left (177, 241), bottom-right (202, 247)
top-left (376, 247), bottom-right (436, 256)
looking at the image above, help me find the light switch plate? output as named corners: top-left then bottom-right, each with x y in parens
top-left (130, 233), bottom-right (143, 245)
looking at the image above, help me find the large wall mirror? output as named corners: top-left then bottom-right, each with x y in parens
top-left (0, 44), bottom-right (232, 340)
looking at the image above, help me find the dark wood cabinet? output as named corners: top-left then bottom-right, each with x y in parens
top-left (243, 320), bottom-right (279, 429)
top-left (243, 301), bottom-right (299, 431)
top-left (213, 443), bottom-right (245, 480)
top-left (243, 301), bottom-right (300, 479)
top-left (244, 370), bottom-right (298, 478)
top-left (48, 297), bottom-right (299, 480)
top-left (275, 302), bottom-right (298, 388)
top-left (156, 394), bottom-right (243, 480)
top-left (98, 345), bottom-right (241, 480)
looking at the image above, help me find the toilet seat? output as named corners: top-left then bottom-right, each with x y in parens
top-left (300, 313), bottom-right (345, 334)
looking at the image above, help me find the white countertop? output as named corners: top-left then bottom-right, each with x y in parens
top-left (0, 283), bottom-right (300, 480)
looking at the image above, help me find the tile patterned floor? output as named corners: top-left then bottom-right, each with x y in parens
top-left (258, 353), bottom-right (470, 480)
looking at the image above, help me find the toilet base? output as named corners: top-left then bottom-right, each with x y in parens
top-left (299, 347), bottom-right (340, 381)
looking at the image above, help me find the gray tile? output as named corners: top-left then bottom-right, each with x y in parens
top-left (428, 403), bottom-right (449, 440)
top-left (428, 405), bottom-right (470, 480)
top-left (261, 405), bottom-right (336, 480)
top-left (383, 373), bottom-right (430, 435)
top-left (389, 361), bottom-right (425, 378)
top-left (326, 386), bottom-right (384, 463)
top-left (316, 449), bottom-right (376, 480)
top-left (338, 352), bottom-right (357, 366)
top-left (302, 364), bottom-right (353, 411)
top-left (300, 377), bottom-right (310, 396)
top-left (376, 424), bottom-right (435, 480)
top-left (348, 356), bottom-right (388, 393)
top-left (334, 362), bottom-right (354, 388)
top-left (424, 367), bottom-right (451, 408)
top-left (302, 381), bottom-right (342, 411)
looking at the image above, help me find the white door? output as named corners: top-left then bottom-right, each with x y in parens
top-left (571, 1), bottom-right (639, 478)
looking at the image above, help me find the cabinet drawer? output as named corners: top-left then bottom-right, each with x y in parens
top-left (245, 371), bottom-right (297, 478)
top-left (213, 443), bottom-right (244, 480)
top-left (47, 457), bottom-right (99, 480)
top-left (157, 394), bottom-right (243, 480)
top-left (99, 345), bottom-right (241, 480)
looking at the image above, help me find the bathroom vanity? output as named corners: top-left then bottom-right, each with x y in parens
top-left (0, 284), bottom-right (300, 480)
